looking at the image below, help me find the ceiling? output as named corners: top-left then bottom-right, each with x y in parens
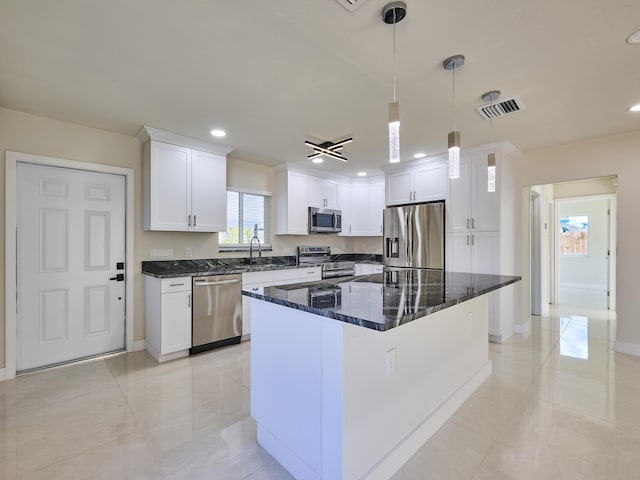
top-left (1, 0), bottom-right (639, 177)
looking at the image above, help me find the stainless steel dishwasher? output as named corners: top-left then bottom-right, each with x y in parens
top-left (191, 274), bottom-right (243, 354)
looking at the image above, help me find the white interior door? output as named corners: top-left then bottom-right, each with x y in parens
top-left (17, 163), bottom-right (126, 372)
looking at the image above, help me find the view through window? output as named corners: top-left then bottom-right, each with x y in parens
top-left (219, 190), bottom-right (272, 248)
top-left (560, 215), bottom-right (588, 255)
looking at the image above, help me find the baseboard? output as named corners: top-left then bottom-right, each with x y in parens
top-left (614, 340), bottom-right (640, 357)
top-left (133, 340), bottom-right (146, 352)
top-left (0, 367), bottom-right (7, 382)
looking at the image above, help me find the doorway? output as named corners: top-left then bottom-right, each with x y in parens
top-left (528, 176), bottom-right (617, 315)
top-left (5, 152), bottom-right (135, 379)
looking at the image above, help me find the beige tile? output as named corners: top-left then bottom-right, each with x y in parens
top-left (24, 431), bottom-right (163, 480)
top-left (0, 360), bottom-right (117, 419)
top-left (0, 385), bottom-right (138, 476)
top-left (392, 422), bottom-right (495, 480)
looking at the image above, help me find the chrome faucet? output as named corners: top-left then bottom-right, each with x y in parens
top-left (249, 224), bottom-right (262, 264)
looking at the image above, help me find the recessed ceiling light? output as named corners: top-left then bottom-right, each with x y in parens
top-left (413, 152), bottom-right (426, 159)
top-left (357, 172), bottom-right (367, 177)
top-left (312, 157), bottom-right (324, 164)
top-left (210, 129), bottom-right (226, 138)
top-left (627, 29), bottom-right (640, 44)
top-left (628, 103), bottom-right (640, 112)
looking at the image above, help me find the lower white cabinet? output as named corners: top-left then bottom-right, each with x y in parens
top-left (241, 267), bottom-right (322, 337)
top-left (355, 263), bottom-right (384, 275)
top-left (144, 276), bottom-right (192, 363)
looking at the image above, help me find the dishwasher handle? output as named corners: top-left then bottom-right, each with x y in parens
top-left (193, 278), bottom-right (241, 287)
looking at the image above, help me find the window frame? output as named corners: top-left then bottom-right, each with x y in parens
top-left (218, 187), bottom-right (273, 252)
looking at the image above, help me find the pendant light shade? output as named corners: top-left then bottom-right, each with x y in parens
top-left (389, 101), bottom-right (400, 163)
top-left (448, 131), bottom-right (460, 179)
top-left (443, 54), bottom-right (465, 179)
top-left (383, 2), bottom-right (406, 164)
top-left (482, 90), bottom-right (500, 192)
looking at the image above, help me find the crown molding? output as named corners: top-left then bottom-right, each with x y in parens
top-left (136, 126), bottom-right (234, 156)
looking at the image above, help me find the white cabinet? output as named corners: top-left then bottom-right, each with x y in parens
top-left (448, 153), bottom-right (500, 233)
top-left (355, 263), bottom-right (384, 275)
top-left (275, 170), bottom-right (309, 235)
top-left (139, 127), bottom-right (232, 232)
top-left (445, 143), bottom-right (519, 342)
top-left (144, 276), bottom-right (192, 363)
top-left (346, 180), bottom-right (385, 236)
top-left (241, 267), bottom-right (322, 337)
top-left (386, 160), bottom-right (447, 206)
top-left (308, 176), bottom-right (339, 208)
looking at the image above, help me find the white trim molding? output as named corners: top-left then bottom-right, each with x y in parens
top-left (4, 151), bottom-right (136, 381)
top-left (614, 340), bottom-right (640, 357)
top-left (136, 126), bottom-right (234, 156)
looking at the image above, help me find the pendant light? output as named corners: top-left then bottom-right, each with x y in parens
top-left (382, 2), bottom-right (407, 163)
top-left (443, 54), bottom-right (465, 179)
top-left (482, 90), bottom-right (500, 193)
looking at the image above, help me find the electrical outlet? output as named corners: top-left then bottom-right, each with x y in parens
top-left (185, 247), bottom-right (193, 258)
top-left (385, 348), bottom-right (396, 376)
top-left (151, 249), bottom-right (173, 260)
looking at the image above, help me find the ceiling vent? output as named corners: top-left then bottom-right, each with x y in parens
top-left (334, 0), bottom-right (370, 12)
top-left (475, 96), bottom-right (525, 120)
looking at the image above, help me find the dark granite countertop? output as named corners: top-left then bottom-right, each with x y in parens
top-left (242, 269), bottom-right (521, 332)
top-left (142, 256), bottom-right (300, 278)
top-left (141, 254), bottom-right (383, 278)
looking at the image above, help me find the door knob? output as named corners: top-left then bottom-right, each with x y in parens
top-left (109, 274), bottom-right (125, 282)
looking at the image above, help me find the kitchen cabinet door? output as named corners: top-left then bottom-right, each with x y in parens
top-left (275, 171), bottom-right (309, 235)
top-left (348, 183), bottom-right (372, 235)
top-left (370, 181), bottom-right (385, 236)
top-left (414, 162), bottom-right (447, 203)
top-left (308, 176), bottom-right (339, 208)
top-left (148, 141), bottom-right (191, 231)
top-left (386, 171), bottom-right (413, 205)
top-left (447, 154), bottom-right (473, 234)
top-left (160, 290), bottom-right (192, 354)
top-left (191, 149), bottom-right (226, 232)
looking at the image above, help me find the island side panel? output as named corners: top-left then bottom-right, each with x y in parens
top-left (341, 294), bottom-right (491, 480)
top-left (250, 298), bottom-right (344, 480)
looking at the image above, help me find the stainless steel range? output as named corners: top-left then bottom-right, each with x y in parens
top-left (297, 246), bottom-right (355, 279)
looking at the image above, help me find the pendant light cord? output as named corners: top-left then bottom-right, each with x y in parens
top-left (392, 9), bottom-right (397, 102)
top-left (451, 66), bottom-right (456, 130)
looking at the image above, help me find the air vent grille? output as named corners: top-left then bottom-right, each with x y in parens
top-left (334, 0), bottom-right (370, 12)
top-left (476, 96), bottom-right (525, 119)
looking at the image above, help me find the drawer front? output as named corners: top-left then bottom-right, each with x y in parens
top-left (161, 277), bottom-right (192, 293)
top-left (297, 266), bottom-right (321, 281)
top-left (242, 268), bottom-right (299, 286)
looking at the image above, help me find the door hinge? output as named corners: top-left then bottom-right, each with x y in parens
top-left (607, 291), bottom-right (610, 297)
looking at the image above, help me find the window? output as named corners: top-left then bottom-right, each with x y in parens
top-left (560, 215), bottom-right (588, 255)
top-left (219, 189), bottom-right (272, 249)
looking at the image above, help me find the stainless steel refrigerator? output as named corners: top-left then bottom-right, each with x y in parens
top-left (383, 202), bottom-right (445, 269)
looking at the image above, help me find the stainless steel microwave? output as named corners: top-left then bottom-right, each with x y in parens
top-left (309, 207), bottom-right (342, 233)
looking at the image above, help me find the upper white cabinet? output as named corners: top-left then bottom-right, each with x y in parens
top-left (275, 170), bottom-right (309, 235)
top-left (308, 176), bottom-right (339, 209)
top-left (445, 141), bottom-right (520, 343)
top-left (344, 179), bottom-right (385, 237)
top-left (386, 159), bottom-right (447, 206)
top-left (447, 152), bottom-right (500, 233)
top-left (138, 126), bottom-right (233, 232)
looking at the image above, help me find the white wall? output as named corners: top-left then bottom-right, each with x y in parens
top-left (518, 129), bottom-right (640, 355)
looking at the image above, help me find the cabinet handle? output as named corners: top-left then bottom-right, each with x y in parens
top-left (471, 218), bottom-right (475, 229)
top-left (413, 190), bottom-right (416, 201)
top-left (170, 283), bottom-right (185, 287)
top-left (471, 234), bottom-right (475, 246)
top-left (188, 214), bottom-right (192, 227)
top-left (194, 214), bottom-right (197, 227)
top-left (188, 294), bottom-right (191, 308)
top-left (466, 218), bottom-right (470, 229)
top-left (466, 235), bottom-right (470, 246)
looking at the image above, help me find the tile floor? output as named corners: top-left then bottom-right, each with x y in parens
top-left (0, 303), bottom-right (638, 479)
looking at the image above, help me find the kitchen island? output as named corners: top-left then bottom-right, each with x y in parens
top-left (244, 269), bottom-right (519, 480)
